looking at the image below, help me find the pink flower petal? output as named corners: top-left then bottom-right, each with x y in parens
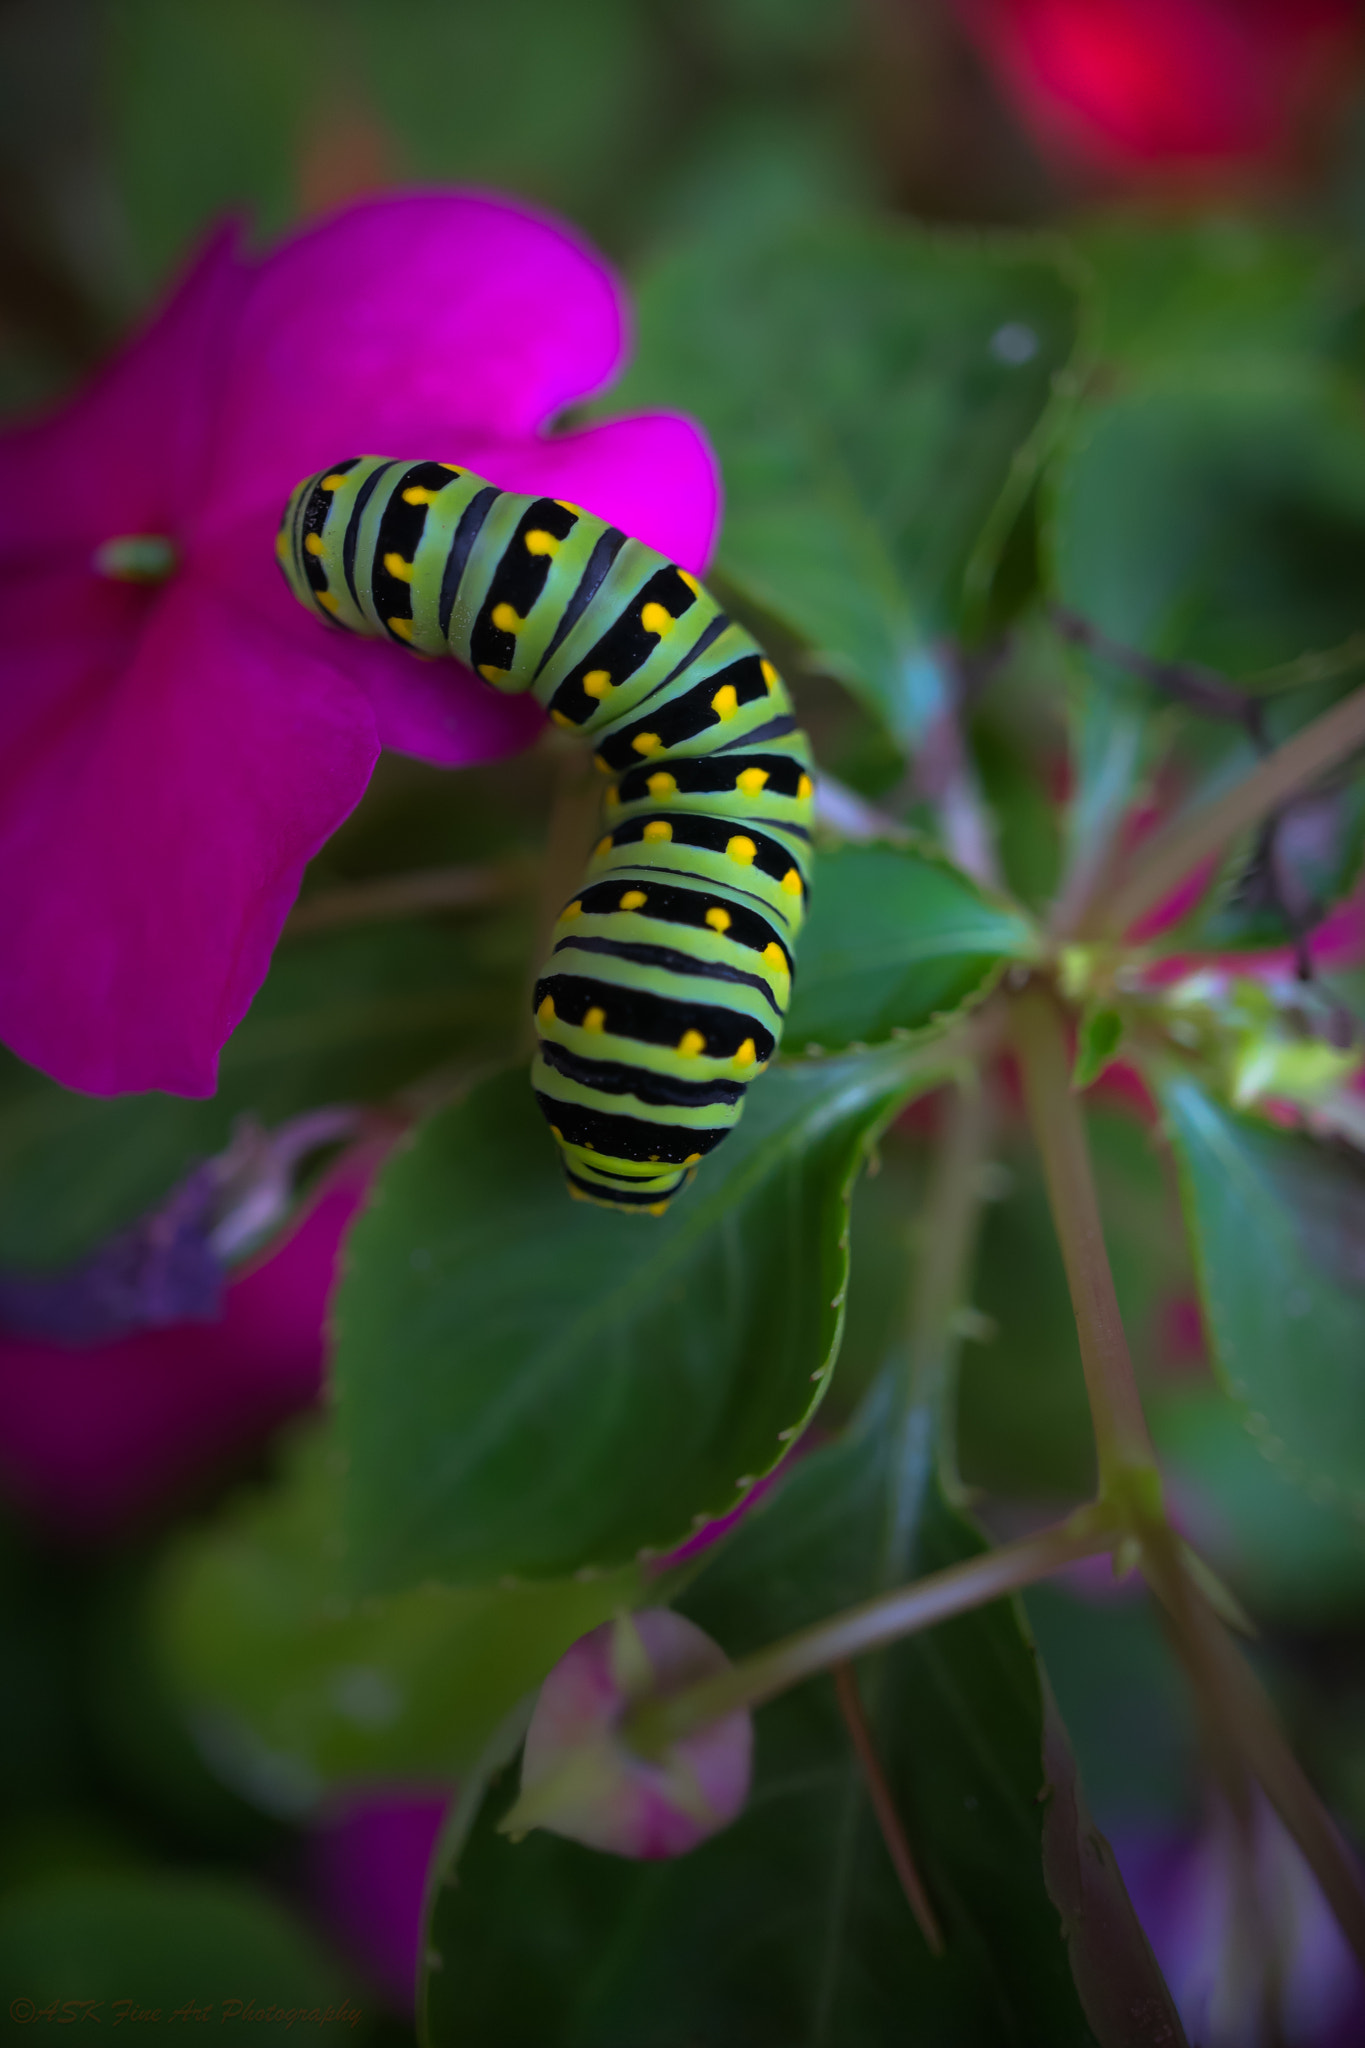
top-left (307, 1787), bottom-right (450, 2013)
top-left (203, 412), bottom-right (721, 767)
top-left (0, 225), bottom-right (249, 554)
top-left (0, 572), bottom-right (378, 1096)
top-left (204, 193), bottom-right (626, 536)
top-left (0, 1167), bottom-right (368, 1538)
top-left (447, 414), bottom-right (723, 577)
top-left (515, 1611), bottom-right (753, 1860)
top-left (198, 519), bottom-right (543, 770)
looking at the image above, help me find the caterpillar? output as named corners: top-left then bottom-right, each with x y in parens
top-left (278, 456), bottom-right (814, 1214)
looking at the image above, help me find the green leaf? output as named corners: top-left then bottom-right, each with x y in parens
top-left (1025, 1583), bottom-right (1196, 1832)
top-left (423, 1391), bottom-right (1178, 2044)
top-left (1052, 372), bottom-right (1365, 676)
top-left (959, 1103), bottom-right (1188, 1504)
top-left (1039, 1681), bottom-right (1189, 2047)
top-left (1072, 1005), bottom-right (1124, 1091)
top-left (613, 221), bottom-right (1082, 737)
top-left (345, 0), bottom-right (668, 230)
top-left (1161, 1075), bottom-right (1365, 1520)
top-left (0, 1873), bottom-right (354, 2040)
top-left (150, 1430), bottom-right (643, 1811)
top-left (957, 1134), bottom-right (1097, 1502)
top-left (1057, 638), bottom-right (1167, 927)
top-left (0, 917), bottom-right (518, 1270)
top-left (335, 1045), bottom-right (948, 1593)
top-left (107, 0), bottom-right (316, 293)
top-left (1152, 1385), bottom-right (1365, 1625)
top-left (784, 842), bottom-right (1035, 1052)
top-left (1075, 214), bottom-right (1358, 375)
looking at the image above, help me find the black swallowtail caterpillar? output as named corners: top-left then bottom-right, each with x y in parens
top-left (278, 456), bottom-right (814, 1214)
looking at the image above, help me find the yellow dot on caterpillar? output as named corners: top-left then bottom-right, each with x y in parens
top-left (388, 617), bottom-right (414, 641)
top-left (711, 684), bottom-right (739, 720)
top-left (705, 907), bottom-right (731, 933)
top-left (647, 772), bottom-right (677, 798)
top-left (649, 1154), bottom-right (659, 1163)
top-left (734, 1038), bottom-right (756, 1066)
top-left (524, 529), bottom-right (560, 556)
top-left (383, 552), bottom-right (414, 582)
top-left (402, 485), bottom-right (440, 505)
top-left (320, 473), bottom-right (349, 490)
top-left (554, 501), bottom-right (584, 516)
top-left (678, 571), bottom-right (701, 595)
top-left (620, 889), bottom-right (647, 909)
top-left (568, 1184), bottom-right (588, 1202)
top-left (490, 601), bottom-right (522, 633)
top-left (582, 670), bottom-right (612, 699)
top-left (481, 664), bottom-right (509, 684)
top-left (648, 1202), bottom-right (667, 1217)
top-left (631, 732), bottom-right (663, 756)
top-left (683, 1151), bottom-right (702, 1165)
top-left (550, 706), bottom-right (575, 725)
top-left (726, 835), bottom-right (757, 865)
top-left (537, 996), bottom-right (556, 1025)
top-left (781, 867), bottom-right (803, 895)
top-left (594, 836), bottom-right (614, 857)
top-left (736, 766), bottom-right (769, 795)
top-left (550, 1125), bottom-right (564, 1142)
top-left (560, 900), bottom-right (583, 920)
top-left (440, 462), bottom-right (463, 472)
top-left (640, 601), bottom-right (674, 637)
top-left (317, 591), bottom-right (340, 613)
top-left (583, 1006), bottom-right (607, 1033)
top-left (594, 754), bottom-right (612, 775)
top-left (797, 774), bottom-right (813, 800)
top-left (643, 820), bottom-right (673, 843)
top-left (304, 533), bottom-right (326, 557)
top-left (678, 1029), bottom-right (707, 1057)
top-left (604, 787), bottom-right (621, 808)
top-left (763, 942), bottom-right (788, 973)
top-left (760, 659), bottom-right (779, 691)
top-left (275, 530), bottom-right (290, 560)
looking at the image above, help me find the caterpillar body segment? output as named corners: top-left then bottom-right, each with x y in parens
top-left (279, 456), bottom-right (814, 1213)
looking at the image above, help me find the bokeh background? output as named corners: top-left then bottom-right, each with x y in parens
top-left (5, 1), bottom-right (1365, 2040)
top-left (3, 0), bottom-right (1359, 413)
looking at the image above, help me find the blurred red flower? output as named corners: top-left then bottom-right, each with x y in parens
top-left (955, 0), bottom-right (1359, 179)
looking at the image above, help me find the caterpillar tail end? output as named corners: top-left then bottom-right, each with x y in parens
top-left (560, 1157), bottom-right (695, 1218)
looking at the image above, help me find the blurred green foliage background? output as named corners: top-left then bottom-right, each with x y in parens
top-left (5, 0), bottom-right (1365, 2038)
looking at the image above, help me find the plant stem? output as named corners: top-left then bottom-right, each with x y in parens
top-left (885, 1058), bottom-right (998, 1565)
top-left (286, 858), bottom-right (532, 937)
top-left (833, 1662), bottom-right (945, 1955)
top-left (1142, 1523), bottom-right (1365, 1972)
top-left (1086, 680), bottom-right (1365, 940)
top-left (1011, 980), bottom-right (1158, 1495)
top-left (633, 1513), bottom-right (1116, 1751)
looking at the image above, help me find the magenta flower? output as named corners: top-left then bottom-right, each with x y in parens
top-left (502, 1610), bottom-right (753, 1860)
top-left (0, 1155), bottom-right (371, 1537)
top-left (0, 193), bottom-right (720, 1097)
top-left (1117, 1802), bottom-right (1365, 2047)
top-left (305, 1786), bottom-right (450, 2013)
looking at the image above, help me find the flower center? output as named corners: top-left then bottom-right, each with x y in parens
top-left (93, 534), bottom-right (178, 584)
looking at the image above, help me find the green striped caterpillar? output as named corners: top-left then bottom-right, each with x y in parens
top-left (278, 457), bottom-right (814, 1214)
